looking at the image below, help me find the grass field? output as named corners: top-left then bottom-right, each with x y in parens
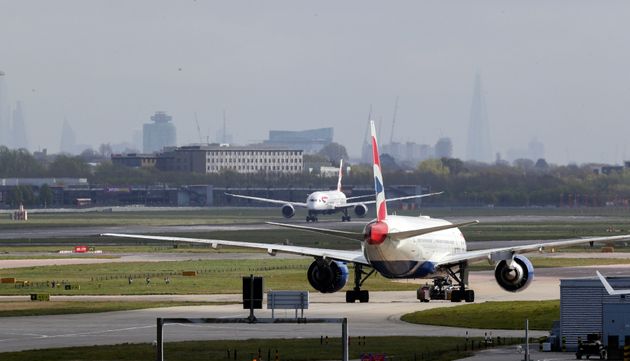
top-left (0, 300), bottom-right (227, 317)
top-left (0, 259), bottom-right (420, 295)
top-left (401, 300), bottom-right (560, 331)
top-left (0, 336), bottom-right (504, 361)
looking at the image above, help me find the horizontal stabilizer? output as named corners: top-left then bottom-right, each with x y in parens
top-left (266, 222), bottom-right (364, 241)
top-left (388, 220), bottom-right (479, 240)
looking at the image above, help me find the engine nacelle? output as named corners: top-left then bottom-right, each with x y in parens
top-left (494, 255), bottom-right (534, 292)
top-left (281, 204), bottom-right (295, 218)
top-left (307, 259), bottom-right (349, 293)
top-left (354, 204), bottom-right (368, 217)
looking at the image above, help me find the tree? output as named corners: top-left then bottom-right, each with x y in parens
top-left (39, 184), bottom-right (53, 207)
top-left (418, 159), bottom-right (449, 176)
top-left (317, 143), bottom-right (349, 165)
top-left (48, 155), bottom-right (91, 177)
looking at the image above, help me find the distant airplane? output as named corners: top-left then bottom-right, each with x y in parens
top-left (225, 159), bottom-right (441, 222)
top-left (596, 271), bottom-right (630, 295)
top-left (103, 121), bottom-right (630, 303)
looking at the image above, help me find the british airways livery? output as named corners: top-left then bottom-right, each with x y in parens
top-left (225, 158), bottom-right (440, 222)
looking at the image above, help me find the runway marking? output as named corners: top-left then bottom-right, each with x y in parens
top-left (0, 325), bottom-right (155, 342)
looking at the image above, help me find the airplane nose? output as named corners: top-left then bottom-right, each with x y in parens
top-left (365, 222), bottom-right (388, 245)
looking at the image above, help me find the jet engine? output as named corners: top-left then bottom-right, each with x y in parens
top-left (354, 204), bottom-right (368, 217)
top-left (307, 259), bottom-right (349, 293)
top-left (494, 255), bottom-right (534, 292)
top-left (281, 204), bottom-right (295, 218)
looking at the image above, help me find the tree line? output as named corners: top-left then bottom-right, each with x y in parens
top-left (2, 146), bottom-right (630, 207)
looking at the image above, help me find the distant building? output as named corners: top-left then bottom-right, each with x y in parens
top-left (11, 101), bottom-right (28, 150)
top-left (466, 73), bottom-right (493, 162)
top-left (0, 71), bottom-right (7, 147)
top-left (143, 111), bottom-right (176, 153)
top-left (111, 153), bottom-right (158, 168)
top-left (156, 145), bottom-right (303, 174)
top-left (60, 119), bottom-right (77, 154)
top-left (381, 141), bottom-right (434, 165)
top-left (434, 137), bottom-right (453, 158)
top-left (264, 127), bottom-right (332, 154)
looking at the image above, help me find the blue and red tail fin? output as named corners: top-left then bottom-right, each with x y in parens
top-left (370, 120), bottom-right (387, 222)
top-left (337, 158), bottom-right (343, 192)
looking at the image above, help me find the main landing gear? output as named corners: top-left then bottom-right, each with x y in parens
top-left (341, 209), bottom-right (351, 222)
top-left (417, 261), bottom-right (475, 303)
top-left (346, 264), bottom-right (375, 303)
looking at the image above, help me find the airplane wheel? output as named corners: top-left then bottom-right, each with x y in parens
top-left (345, 291), bottom-right (356, 303)
top-left (313, 217), bottom-right (318, 222)
top-left (450, 290), bottom-right (462, 303)
top-left (359, 290), bottom-right (369, 303)
top-left (464, 290), bottom-right (475, 303)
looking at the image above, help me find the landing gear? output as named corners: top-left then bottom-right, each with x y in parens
top-left (341, 209), bottom-right (351, 222)
top-left (346, 264), bottom-right (375, 303)
top-left (306, 212), bottom-right (318, 222)
top-left (445, 261), bottom-right (474, 303)
top-left (417, 262), bottom-right (475, 303)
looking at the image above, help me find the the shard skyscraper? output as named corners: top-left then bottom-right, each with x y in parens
top-left (466, 73), bottom-right (493, 163)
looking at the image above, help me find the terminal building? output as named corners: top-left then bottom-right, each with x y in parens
top-left (156, 145), bottom-right (303, 174)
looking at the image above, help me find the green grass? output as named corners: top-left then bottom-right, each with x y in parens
top-left (0, 300), bottom-right (227, 317)
top-left (401, 300), bottom-right (560, 331)
top-left (0, 259), bottom-right (418, 295)
top-left (0, 337), bottom-right (495, 361)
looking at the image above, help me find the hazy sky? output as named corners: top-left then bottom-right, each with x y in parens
top-left (1, 1), bottom-right (629, 164)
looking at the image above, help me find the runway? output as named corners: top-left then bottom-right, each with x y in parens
top-left (0, 214), bottom-right (623, 240)
top-left (2, 265), bottom-right (628, 353)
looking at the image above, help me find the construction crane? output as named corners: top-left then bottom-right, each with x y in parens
top-left (389, 96), bottom-right (399, 144)
top-left (194, 112), bottom-right (203, 144)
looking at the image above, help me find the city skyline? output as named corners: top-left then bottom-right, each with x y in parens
top-left (1, 2), bottom-right (630, 164)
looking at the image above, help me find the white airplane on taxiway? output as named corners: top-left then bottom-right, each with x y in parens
top-left (225, 158), bottom-right (440, 223)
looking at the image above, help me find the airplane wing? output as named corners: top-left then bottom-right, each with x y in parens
top-left (225, 193), bottom-right (307, 207)
top-left (431, 234), bottom-right (630, 267)
top-left (101, 233), bottom-right (369, 265)
top-left (338, 191), bottom-right (444, 209)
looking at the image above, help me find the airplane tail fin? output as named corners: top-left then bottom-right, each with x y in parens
top-left (370, 120), bottom-right (387, 221)
top-left (337, 158), bottom-right (343, 192)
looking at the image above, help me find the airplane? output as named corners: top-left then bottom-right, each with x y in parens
top-left (225, 158), bottom-right (441, 222)
top-left (102, 120), bottom-right (630, 304)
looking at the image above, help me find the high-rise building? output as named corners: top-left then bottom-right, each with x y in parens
top-left (11, 101), bottom-right (28, 150)
top-left (143, 111), bottom-right (176, 153)
top-left (264, 127), bottom-right (332, 154)
top-left (466, 73), bottom-right (493, 162)
top-left (0, 71), bottom-right (7, 147)
top-left (60, 119), bottom-right (77, 154)
top-left (434, 137), bottom-right (453, 158)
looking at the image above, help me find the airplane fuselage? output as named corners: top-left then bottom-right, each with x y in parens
top-left (363, 215), bottom-right (467, 278)
top-left (306, 190), bottom-right (348, 212)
